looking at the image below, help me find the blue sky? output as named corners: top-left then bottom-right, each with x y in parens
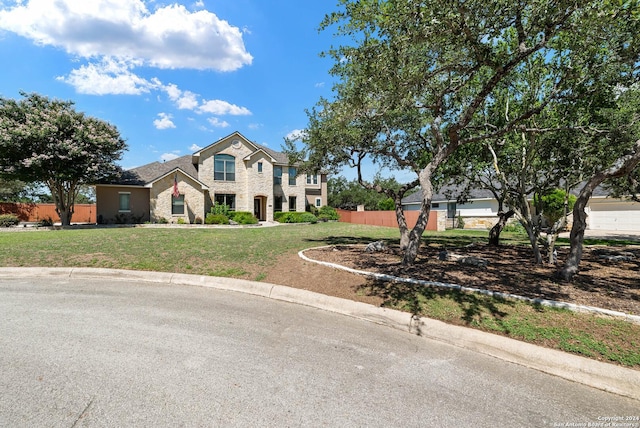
top-left (0, 0), bottom-right (385, 179)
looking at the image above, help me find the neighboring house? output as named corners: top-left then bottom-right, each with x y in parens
top-left (95, 132), bottom-right (327, 224)
top-left (402, 187), bottom-right (498, 229)
top-left (401, 186), bottom-right (640, 231)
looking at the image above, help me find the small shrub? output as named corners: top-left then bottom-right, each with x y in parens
top-left (317, 206), bottom-right (339, 221)
top-left (211, 203), bottom-right (231, 217)
top-left (132, 213), bottom-right (145, 224)
top-left (275, 211), bottom-right (317, 224)
top-left (0, 214), bottom-right (20, 227)
top-left (230, 211), bottom-right (258, 225)
top-left (194, 216), bottom-right (203, 224)
top-left (113, 213), bottom-right (130, 224)
top-left (503, 222), bottom-right (526, 234)
top-left (37, 217), bottom-right (53, 227)
top-left (300, 212), bottom-right (318, 224)
top-left (156, 217), bottom-right (169, 224)
top-left (457, 216), bottom-right (465, 229)
top-left (205, 213), bottom-right (229, 225)
top-left (177, 217), bottom-right (187, 225)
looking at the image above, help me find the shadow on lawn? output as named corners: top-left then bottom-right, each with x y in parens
top-left (358, 278), bottom-right (515, 327)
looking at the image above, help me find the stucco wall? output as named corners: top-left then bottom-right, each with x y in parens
top-left (95, 185), bottom-right (150, 224)
top-left (305, 173), bottom-right (328, 209)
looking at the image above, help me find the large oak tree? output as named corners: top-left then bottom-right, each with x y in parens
top-left (292, 0), bottom-right (640, 266)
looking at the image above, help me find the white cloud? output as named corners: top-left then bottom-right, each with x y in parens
top-left (207, 117), bottom-right (230, 128)
top-left (160, 152), bottom-right (180, 162)
top-left (189, 143), bottom-right (203, 151)
top-left (153, 112), bottom-right (176, 129)
top-left (0, 0), bottom-right (253, 71)
top-left (285, 129), bottom-right (307, 141)
top-left (164, 83), bottom-right (199, 110)
top-left (199, 99), bottom-right (251, 116)
top-left (57, 57), bottom-right (155, 95)
top-left (248, 123), bottom-right (262, 130)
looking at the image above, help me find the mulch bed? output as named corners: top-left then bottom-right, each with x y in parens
top-left (304, 244), bottom-right (640, 316)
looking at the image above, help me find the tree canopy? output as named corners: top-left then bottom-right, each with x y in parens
top-left (291, 0), bottom-right (640, 268)
top-left (328, 175), bottom-right (404, 210)
top-left (0, 93), bottom-right (126, 225)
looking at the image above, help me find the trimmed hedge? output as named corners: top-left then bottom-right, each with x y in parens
top-left (274, 211), bottom-right (318, 224)
top-left (229, 211), bottom-right (258, 225)
top-left (205, 213), bottom-right (229, 225)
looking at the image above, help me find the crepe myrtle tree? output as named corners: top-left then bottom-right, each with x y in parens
top-left (288, 0), bottom-right (640, 265)
top-left (0, 92), bottom-right (126, 225)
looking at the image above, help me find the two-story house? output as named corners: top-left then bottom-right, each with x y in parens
top-left (95, 132), bottom-right (327, 224)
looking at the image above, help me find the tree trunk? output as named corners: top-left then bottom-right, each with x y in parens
top-left (558, 196), bottom-right (589, 281)
top-left (49, 180), bottom-right (76, 226)
top-left (488, 210), bottom-right (515, 246)
top-left (559, 140), bottom-right (640, 281)
top-left (524, 223), bottom-right (543, 264)
top-left (546, 216), bottom-right (567, 264)
top-left (394, 194), bottom-right (411, 250)
top-left (400, 169), bottom-right (435, 266)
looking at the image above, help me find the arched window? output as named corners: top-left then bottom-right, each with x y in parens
top-left (214, 154), bottom-right (235, 181)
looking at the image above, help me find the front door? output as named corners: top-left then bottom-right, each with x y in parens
top-left (254, 198), bottom-right (264, 221)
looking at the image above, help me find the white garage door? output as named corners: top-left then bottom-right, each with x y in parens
top-left (588, 200), bottom-right (640, 231)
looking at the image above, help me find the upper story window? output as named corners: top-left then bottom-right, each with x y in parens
top-left (274, 166), bottom-right (282, 185)
top-left (214, 154), bottom-right (235, 181)
top-left (288, 167), bottom-right (297, 186)
top-left (257, 162), bottom-right (263, 173)
top-left (306, 174), bottom-right (318, 185)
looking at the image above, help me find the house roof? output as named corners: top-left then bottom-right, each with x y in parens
top-left (106, 155), bottom-right (199, 186)
top-left (402, 185), bottom-right (495, 204)
top-left (103, 131), bottom-right (294, 187)
top-left (192, 131), bottom-right (290, 165)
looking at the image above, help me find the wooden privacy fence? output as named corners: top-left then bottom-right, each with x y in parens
top-left (336, 209), bottom-right (445, 231)
top-left (0, 203), bottom-right (96, 223)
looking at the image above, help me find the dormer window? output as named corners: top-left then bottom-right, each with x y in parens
top-left (214, 154), bottom-right (235, 181)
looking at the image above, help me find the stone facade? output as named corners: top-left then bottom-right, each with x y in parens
top-left (150, 172), bottom-right (205, 223)
top-left (96, 132), bottom-right (328, 224)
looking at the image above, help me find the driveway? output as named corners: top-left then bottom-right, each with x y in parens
top-left (0, 277), bottom-right (637, 427)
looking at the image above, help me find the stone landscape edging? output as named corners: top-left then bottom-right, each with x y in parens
top-left (298, 245), bottom-right (640, 324)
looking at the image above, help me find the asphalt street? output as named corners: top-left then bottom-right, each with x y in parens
top-left (0, 277), bottom-right (638, 427)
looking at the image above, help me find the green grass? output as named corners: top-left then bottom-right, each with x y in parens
top-left (1, 223), bottom-right (638, 368)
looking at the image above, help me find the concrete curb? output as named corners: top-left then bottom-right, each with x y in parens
top-left (0, 267), bottom-right (638, 402)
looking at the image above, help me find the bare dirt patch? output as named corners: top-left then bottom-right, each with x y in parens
top-left (288, 244), bottom-right (640, 316)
